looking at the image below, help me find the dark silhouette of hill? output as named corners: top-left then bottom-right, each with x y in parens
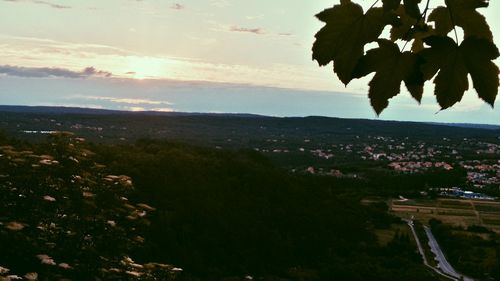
top-left (0, 106), bottom-right (498, 145)
top-left (0, 105), bottom-right (263, 118)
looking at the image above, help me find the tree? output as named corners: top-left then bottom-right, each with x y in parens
top-left (0, 133), bottom-right (179, 280)
top-left (312, 0), bottom-right (499, 115)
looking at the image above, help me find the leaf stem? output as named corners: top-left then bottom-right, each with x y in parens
top-left (445, 0), bottom-right (460, 44)
top-left (422, 0), bottom-right (431, 19)
top-left (369, 0), bottom-right (380, 10)
top-left (402, 41), bottom-right (410, 52)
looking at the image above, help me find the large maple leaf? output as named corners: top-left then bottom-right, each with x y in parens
top-left (352, 39), bottom-right (424, 114)
top-left (312, 0), bottom-right (394, 85)
top-left (420, 36), bottom-right (499, 109)
top-left (428, 0), bottom-right (493, 41)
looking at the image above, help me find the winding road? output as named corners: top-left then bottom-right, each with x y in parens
top-left (404, 219), bottom-right (476, 281)
top-left (404, 219), bottom-right (456, 280)
top-left (424, 226), bottom-right (474, 281)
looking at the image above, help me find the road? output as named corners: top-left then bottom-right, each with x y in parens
top-left (424, 226), bottom-right (474, 281)
top-left (404, 219), bottom-right (458, 281)
top-left (404, 219), bottom-right (428, 265)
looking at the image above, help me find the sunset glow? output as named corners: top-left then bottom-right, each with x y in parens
top-left (125, 56), bottom-right (168, 80)
top-left (0, 0), bottom-right (498, 124)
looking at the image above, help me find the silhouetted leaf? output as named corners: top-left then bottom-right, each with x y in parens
top-left (461, 37), bottom-right (499, 106)
top-left (403, 0), bottom-right (422, 19)
top-left (421, 37), bottom-right (468, 109)
top-left (429, 0), bottom-right (492, 41)
top-left (383, 0), bottom-right (401, 11)
top-left (352, 39), bottom-right (424, 114)
top-left (420, 36), bottom-right (499, 109)
top-left (390, 6), bottom-right (416, 41)
top-left (312, 0), bottom-right (394, 85)
top-left (427, 7), bottom-right (453, 37)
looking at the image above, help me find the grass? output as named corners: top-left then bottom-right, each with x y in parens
top-left (482, 217), bottom-right (500, 226)
top-left (438, 199), bottom-right (473, 209)
top-left (475, 204), bottom-right (500, 213)
top-left (374, 223), bottom-right (413, 246)
top-left (436, 210), bottom-right (476, 217)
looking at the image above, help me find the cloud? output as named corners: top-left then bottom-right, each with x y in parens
top-left (67, 95), bottom-right (175, 112)
top-left (2, 0), bottom-right (71, 9)
top-left (229, 26), bottom-right (264, 35)
top-left (208, 21), bottom-right (291, 38)
top-left (186, 35), bottom-right (217, 46)
top-left (0, 34), bottom-right (131, 57)
top-left (170, 3), bottom-right (184, 10)
top-left (81, 95), bottom-right (173, 106)
top-left (151, 107), bottom-right (175, 112)
top-left (245, 15), bottom-right (264, 20)
top-left (211, 0), bottom-right (230, 8)
top-left (33, 0), bottom-right (69, 9)
top-left (0, 35), bottom-right (337, 92)
top-left (82, 67), bottom-right (112, 77)
top-left (124, 106), bottom-right (146, 112)
top-left (0, 65), bottom-right (112, 78)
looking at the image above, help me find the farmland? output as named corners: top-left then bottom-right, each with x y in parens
top-left (391, 198), bottom-right (500, 232)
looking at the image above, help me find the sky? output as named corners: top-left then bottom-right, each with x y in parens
top-left (0, 0), bottom-right (499, 124)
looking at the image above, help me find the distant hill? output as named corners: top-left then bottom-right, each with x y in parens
top-left (0, 105), bottom-right (497, 129)
top-left (0, 105), bottom-right (498, 129)
top-left (0, 105), bottom-right (498, 147)
top-left (427, 122), bottom-right (500, 130)
top-left (0, 105), bottom-right (263, 118)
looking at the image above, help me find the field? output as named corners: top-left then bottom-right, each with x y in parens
top-left (374, 223), bottom-right (414, 246)
top-left (390, 198), bottom-right (500, 233)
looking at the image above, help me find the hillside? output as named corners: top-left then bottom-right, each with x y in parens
top-left (0, 133), bottom-right (446, 280)
top-left (0, 106), bottom-right (499, 280)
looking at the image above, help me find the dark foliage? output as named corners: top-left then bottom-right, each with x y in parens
top-left (95, 139), bottom-right (438, 280)
top-left (313, 0), bottom-right (499, 114)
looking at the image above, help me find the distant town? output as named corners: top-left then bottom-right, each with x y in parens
top-left (1, 106), bottom-right (499, 194)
